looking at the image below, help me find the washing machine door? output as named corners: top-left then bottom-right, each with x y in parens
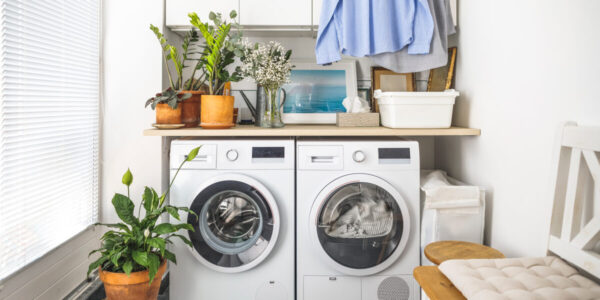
top-left (187, 174), bottom-right (280, 273)
top-left (309, 174), bottom-right (410, 276)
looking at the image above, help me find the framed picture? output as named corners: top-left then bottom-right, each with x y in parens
top-left (370, 67), bottom-right (415, 112)
top-left (427, 47), bottom-right (457, 91)
top-left (282, 60), bottom-right (358, 124)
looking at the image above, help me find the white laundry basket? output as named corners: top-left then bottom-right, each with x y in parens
top-left (420, 170), bottom-right (485, 266)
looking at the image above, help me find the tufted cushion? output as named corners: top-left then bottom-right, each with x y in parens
top-left (438, 256), bottom-right (600, 300)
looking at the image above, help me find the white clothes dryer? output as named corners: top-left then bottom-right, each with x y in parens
top-left (169, 139), bottom-right (294, 300)
top-left (296, 139), bottom-right (421, 300)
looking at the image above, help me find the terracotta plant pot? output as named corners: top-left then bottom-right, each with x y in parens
top-left (99, 260), bottom-right (167, 300)
top-left (200, 95), bottom-right (235, 129)
top-left (179, 91), bottom-right (203, 128)
top-left (155, 103), bottom-right (182, 124)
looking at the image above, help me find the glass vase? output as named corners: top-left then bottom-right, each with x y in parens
top-left (260, 86), bottom-right (285, 128)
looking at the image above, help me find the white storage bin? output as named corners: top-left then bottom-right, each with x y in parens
top-left (420, 170), bottom-right (485, 266)
top-left (374, 90), bottom-right (459, 128)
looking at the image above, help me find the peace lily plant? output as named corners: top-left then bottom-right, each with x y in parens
top-left (88, 147), bottom-right (201, 298)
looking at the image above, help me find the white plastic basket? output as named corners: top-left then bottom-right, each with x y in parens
top-left (374, 89), bottom-right (459, 128)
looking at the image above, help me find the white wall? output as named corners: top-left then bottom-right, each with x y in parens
top-left (102, 0), bottom-right (164, 223)
top-left (435, 0), bottom-right (600, 257)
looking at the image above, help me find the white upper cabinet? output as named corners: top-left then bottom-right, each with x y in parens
top-left (239, 0), bottom-right (311, 27)
top-left (166, 0), bottom-right (239, 28)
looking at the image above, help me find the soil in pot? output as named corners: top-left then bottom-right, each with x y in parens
top-left (179, 91), bottom-right (203, 128)
top-left (200, 95), bottom-right (235, 129)
top-left (99, 260), bottom-right (167, 300)
top-left (155, 103), bottom-right (182, 124)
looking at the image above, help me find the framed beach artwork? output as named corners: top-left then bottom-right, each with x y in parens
top-left (281, 60), bottom-right (358, 124)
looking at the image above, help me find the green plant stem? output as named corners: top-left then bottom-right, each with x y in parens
top-left (161, 158), bottom-right (187, 206)
top-left (162, 54), bottom-right (175, 89)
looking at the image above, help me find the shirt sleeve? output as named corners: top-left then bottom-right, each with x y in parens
top-left (408, 0), bottom-right (434, 54)
top-left (315, 0), bottom-right (342, 64)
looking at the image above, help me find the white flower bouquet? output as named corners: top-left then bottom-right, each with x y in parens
top-left (240, 41), bottom-right (293, 127)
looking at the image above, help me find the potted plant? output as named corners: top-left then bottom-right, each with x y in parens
top-left (87, 147), bottom-right (201, 300)
top-left (241, 41), bottom-right (293, 128)
top-left (147, 26), bottom-right (208, 127)
top-left (145, 87), bottom-right (191, 125)
top-left (189, 11), bottom-right (244, 129)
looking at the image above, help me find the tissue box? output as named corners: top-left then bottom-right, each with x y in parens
top-left (336, 112), bottom-right (380, 127)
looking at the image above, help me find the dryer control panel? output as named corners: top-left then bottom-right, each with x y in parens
top-left (297, 140), bottom-right (419, 171)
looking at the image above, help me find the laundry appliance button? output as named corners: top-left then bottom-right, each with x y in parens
top-left (352, 150), bottom-right (366, 162)
top-left (226, 149), bottom-right (239, 161)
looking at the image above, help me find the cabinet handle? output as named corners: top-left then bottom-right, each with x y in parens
top-left (329, 277), bottom-right (337, 281)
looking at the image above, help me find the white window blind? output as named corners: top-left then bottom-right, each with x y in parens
top-left (0, 0), bottom-right (99, 280)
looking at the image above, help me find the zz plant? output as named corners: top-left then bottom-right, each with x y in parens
top-left (88, 147), bottom-right (201, 284)
top-left (189, 10), bottom-right (244, 95)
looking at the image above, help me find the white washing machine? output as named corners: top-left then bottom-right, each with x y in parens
top-left (297, 139), bottom-right (421, 300)
top-left (169, 139), bottom-right (294, 300)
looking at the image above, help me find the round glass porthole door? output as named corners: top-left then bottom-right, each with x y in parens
top-left (309, 174), bottom-right (410, 276)
top-left (187, 174), bottom-right (280, 273)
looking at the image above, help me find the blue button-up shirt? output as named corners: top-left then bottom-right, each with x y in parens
top-left (316, 0), bottom-right (434, 65)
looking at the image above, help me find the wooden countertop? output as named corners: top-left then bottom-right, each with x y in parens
top-left (143, 125), bottom-right (481, 137)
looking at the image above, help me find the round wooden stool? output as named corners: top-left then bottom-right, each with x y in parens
top-left (424, 240), bottom-right (505, 265)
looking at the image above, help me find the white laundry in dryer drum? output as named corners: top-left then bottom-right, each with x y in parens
top-left (296, 139), bottom-right (421, 300)
top-left (169, 139), bottom-right (294, 300)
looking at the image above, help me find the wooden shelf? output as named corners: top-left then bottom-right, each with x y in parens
top-left (143, 125), bottom-right (480, 137)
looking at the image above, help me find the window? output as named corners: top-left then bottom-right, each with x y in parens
top-left (0, 0), bottom-right (100, 280)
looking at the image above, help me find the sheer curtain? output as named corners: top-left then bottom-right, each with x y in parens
top-left (0, 0), bottom-right (100, 280)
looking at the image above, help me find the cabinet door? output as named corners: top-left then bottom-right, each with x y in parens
top-left (239, 0), bottom-right (311, 26)
top-left (303, 276), bottom-right (361, 300)
top-left (166, 0), bottom-right (239, 27)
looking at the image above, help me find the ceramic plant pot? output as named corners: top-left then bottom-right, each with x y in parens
top-left (179, 91), bottom-right (203, 128)
top-left (155, 103), bottom-right (182, 124)
top-left (99, 260), bottom-right (167, 300)
top-left (200, 95), bottom-right (235, 129)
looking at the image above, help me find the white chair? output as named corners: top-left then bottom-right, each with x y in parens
top-left (415, 122), bottom-right (600, 300)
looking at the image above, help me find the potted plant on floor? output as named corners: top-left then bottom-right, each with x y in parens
top-left (189, 10), bottom-right (244, 129)
top-left (87, 147), bottom-right (201, 300)
top-left (147, 26), bottom-right (209, 127)
top-left (241, 41), bottom-right (293, 128)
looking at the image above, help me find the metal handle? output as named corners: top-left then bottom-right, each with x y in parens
top-left (329, 277), bottom-right (337, 281)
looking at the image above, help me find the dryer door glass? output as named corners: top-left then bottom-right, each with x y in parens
top-left (316, 182), bottom-right (404, 269)
top-left (187, 180), bottom-right (275, 269)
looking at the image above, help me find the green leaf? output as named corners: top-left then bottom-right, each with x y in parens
top-left (175, 223), bottom-right (194, 232)
top-left (229, 10), bottom-right (237, 19)
top-left (123, 261), bottom-right (133, 276)
top-left (171, 234), bottom-right (193, 247)
top-left (94, 222), bottom-right (130, 233)
top-left (112, 194), bottom-right (138, 226)
top-left (147, 238), bottom-right (166, 256)
top-left (132, 250), bottom-right (149, 267)
top-left (153, 223), bottom-right (177, 235)
top-left (122, 169), bottom-right (133, 186)
top-left (87, 256), bottom-right (108, 277)
top-left (166, 206), bottom-right (180, 221)
top-left (148, 253), bottom-right (161, 284)
top-left (186, 146), bottom-right (201, 161)
top-left (142, 187), bottom-right (153, 212)
top-left (111, 250), bottom-right (123, 267)
top-left (208, 11), bottom-right (216, 21)
top-left (163, 249), bottom-right (177, 264)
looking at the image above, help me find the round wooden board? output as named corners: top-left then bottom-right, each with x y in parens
top-left (424, 241), bottom-right (505, 265)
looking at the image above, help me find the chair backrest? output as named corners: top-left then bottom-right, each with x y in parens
top-left (548, 122), bottom-right (600, 278)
